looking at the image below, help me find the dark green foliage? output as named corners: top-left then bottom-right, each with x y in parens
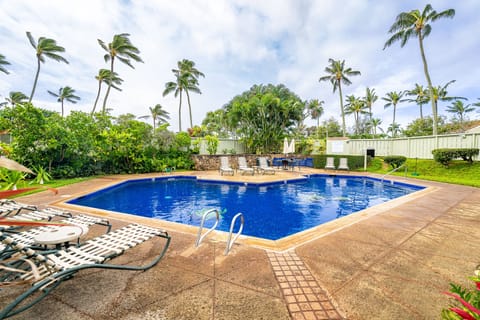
top-left (383, 155), bottom-right (407, 169)
top-left (0, 104), bottom-right (194, 178)
top-left (312, 155), bottom-right (368, 170)
top-left (223, 84), bottom-right (305, 153)
top-left (432, 148), bottom-right (479, 167)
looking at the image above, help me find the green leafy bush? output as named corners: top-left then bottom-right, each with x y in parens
top-left (433, 148), bottom-right (480, 167)
top-left (312, 155), bottom-right (367, 170)
top-left (441, 267), bottom-right (480, 319)
top-left (204, 135), bottom-right (219, 155)
top-left (383, 155), bottom-right (407, 169)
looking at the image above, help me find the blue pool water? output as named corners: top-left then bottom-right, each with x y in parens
top-left (68, 175), bottom-right (424, 240)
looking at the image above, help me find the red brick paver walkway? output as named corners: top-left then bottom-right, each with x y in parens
top-left (267, 250), bottom-right (345, 320)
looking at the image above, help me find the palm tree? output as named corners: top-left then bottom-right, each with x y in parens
top-left (307, 99), bottom-right (324, 135)
top-left (47, 86), bottom-right (80, 117)
top-left (384, 4), bottom-right (455, 135)
top-left (369, 118), bottom-right (383, 137)
top-left (445, 100), bottom-right (475, 129)
top-left (178, 59), bottom-right (204, 129)
top-left (0, 54), bottom-right (11, 74)
top-left (1, 91), bottom-right (29, 106)
top-left (163, 59), bottom-right (204, 131)
top-left (387, 122), bottom-right (402, 138)
top-left (344, 95), bottom-right (368, 135)
top-left (382, 91), bottom-right (406, 137)
top-left (319, 58), bottom-right (361, 137)
top-left (428, 80), bottom-right (466, 119)
top-left (364, 87), bottom-right (378, 120)
top-left (140, 104), bottom-right (170, 131)
top-left (98, 33), bottom-right (143, 113)
top-left (91, 69), bottom-right (123, 115)
top-left (26, 32), bottom-right (69, 102)
top-left (406, 83), bottom-right (429, 119)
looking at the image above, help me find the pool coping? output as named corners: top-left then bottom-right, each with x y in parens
top-left (52, 172), bottom-right (436, 252)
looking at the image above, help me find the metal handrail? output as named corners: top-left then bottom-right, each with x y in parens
top-left (224, 213), bottom-right (244, 255)
top-left (195, 209), bottom-right (219, 247)
top-left (381, 164), bottom-right (408, 183)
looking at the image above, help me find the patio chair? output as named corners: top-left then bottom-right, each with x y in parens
top-left (257, 157), bottom-right (275, 175)
top-left (0, 213), bottom-right (111, 258)
top-left (0, 200), bottom-right (37, 217)
top-left (338, 157), bottom-right (349, 170)
top-left (325, 157), bottom-right (335, 170)
top-left (219, 156), bottom-right (234, 176)
top-left (0, 223), bottom-right (171, 319)
top-left (237, 157), bottom-right (254, 175)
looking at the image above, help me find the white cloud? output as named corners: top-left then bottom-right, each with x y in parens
top-left (0, 0), bottom-right (479, 133)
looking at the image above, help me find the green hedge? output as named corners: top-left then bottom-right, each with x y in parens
top-left (383, 155), bottom-right (407, 169)
top-left (432, 148), bottom-right (479, 167)
top-left (312, 155), bottom-right (367, 170)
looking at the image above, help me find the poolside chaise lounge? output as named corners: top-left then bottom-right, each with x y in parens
top-left (325, 157), bottom-right (335, 170)
top-left (237, 157), bottom-right (254, 175)
top-left (338, 157), bottom-right (349, 170)
top-left (0, 200), bottom-right (37, 217)
top-left (257, 157), bottom-right (275, 175)
top-left (0, 223), bottom-right (171, 319)
top-left (0, 212), bottom-right (111, 259)
top-left (219, 156), bottom-right (234, 176)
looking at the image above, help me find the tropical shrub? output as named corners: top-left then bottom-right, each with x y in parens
top-left (442, 267), bottom-right (480, 319)
top-left (383, 155), bottom-right (407, 169)
top-left (204, 135), bottom-right (219, 155)
top-left (312, 155), bottom-right (366, 170)
top-left (0, 169), bottom-right (25, 190)
top-left (433, 148), bottom-right (480, 167)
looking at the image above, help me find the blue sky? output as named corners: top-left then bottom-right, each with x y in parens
top-left (0, 0), bottom-right (479, 133)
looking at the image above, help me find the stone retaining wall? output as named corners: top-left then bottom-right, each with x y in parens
top-left (192, 154), bottom-right (299, 171)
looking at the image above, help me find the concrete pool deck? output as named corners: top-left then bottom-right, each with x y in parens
top-left (1, 168), bottom-right (479, 319)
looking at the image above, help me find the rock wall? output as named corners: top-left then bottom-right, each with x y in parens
top-left (192, 154), bottom-right (288, 171)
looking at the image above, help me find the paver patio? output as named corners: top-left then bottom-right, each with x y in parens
top-left (1, 169), bottom-right (478, 319)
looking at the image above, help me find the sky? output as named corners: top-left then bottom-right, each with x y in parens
top-left (0, 0), bottom-right (479, 134)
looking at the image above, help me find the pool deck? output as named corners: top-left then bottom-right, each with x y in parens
top-left (2, 168), bottom-right (479, 319)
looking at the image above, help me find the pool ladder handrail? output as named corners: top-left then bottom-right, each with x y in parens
top-left (381, 164), bottom-right (408, 184)
top-left (224, 212), bottom-right (244, 256)
top-left (195, 209), bottom-right (220, 247)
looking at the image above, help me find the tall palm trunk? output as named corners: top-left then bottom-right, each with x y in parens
top-left (392, 105), bottom-right (397, 137)
top-left (185, 90), bottom-right (193, 129)
top-left (178, 89), bottom-right (183, 132)
top-left (418, 35), bottom-right (437, 135)
top-left (91, 81), bottom-right (102, 115)
top-left (337, 83), bottom-right (346, 137)
top-left (29, 58), bottom-right (41, 102)
top-left (61, 100), bottom-right (64, 117)
top-left (102, 59), bottom-right (115, 114)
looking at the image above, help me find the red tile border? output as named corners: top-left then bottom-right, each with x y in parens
top-left (267, 251), bottom-right (345, 320)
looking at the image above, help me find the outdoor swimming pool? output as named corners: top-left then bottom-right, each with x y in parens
top-left (68, 175), bottom-right (424, 240)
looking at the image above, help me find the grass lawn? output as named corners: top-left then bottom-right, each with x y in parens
top-left (365, 158), bottom-right (480, 188)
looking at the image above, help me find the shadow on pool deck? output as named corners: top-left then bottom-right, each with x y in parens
top-left (2, 169), bottom-right (479, 319)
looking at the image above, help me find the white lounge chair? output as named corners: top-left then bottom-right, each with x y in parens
top-left (0, 213), bottom-right (111, 255)
top-left (237, 157), bottom-right (254, 175)
top-left (325, 157), bottom-right (335, 170)
top-left (219, 157), bottom-right (234, 176)
top-left (0, 200), bottom-right (37, 217)
top-left (0, 223), bottom-right (170, 318)
top-left (258, 157), bottom-right (275, 175)
top-left (338, 157), bottom-right (349, 170)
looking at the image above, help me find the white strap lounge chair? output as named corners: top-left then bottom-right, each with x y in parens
top-left (325, 157), bottom-right (335, 170)
top-left (237, 157), bottom-right (254, 175)
top-left (258, 157), bottom-right (275, 175)
top-left (0, 200), bottom-right (37, 217)
top-left (219, 156), bottom-right (234, 176)
top-left (0, 213), bottom-right (111, 255)
top-left (338, 157), bottom-right (349, 170)
top-left (0, 223), bottom-right (170, 319)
